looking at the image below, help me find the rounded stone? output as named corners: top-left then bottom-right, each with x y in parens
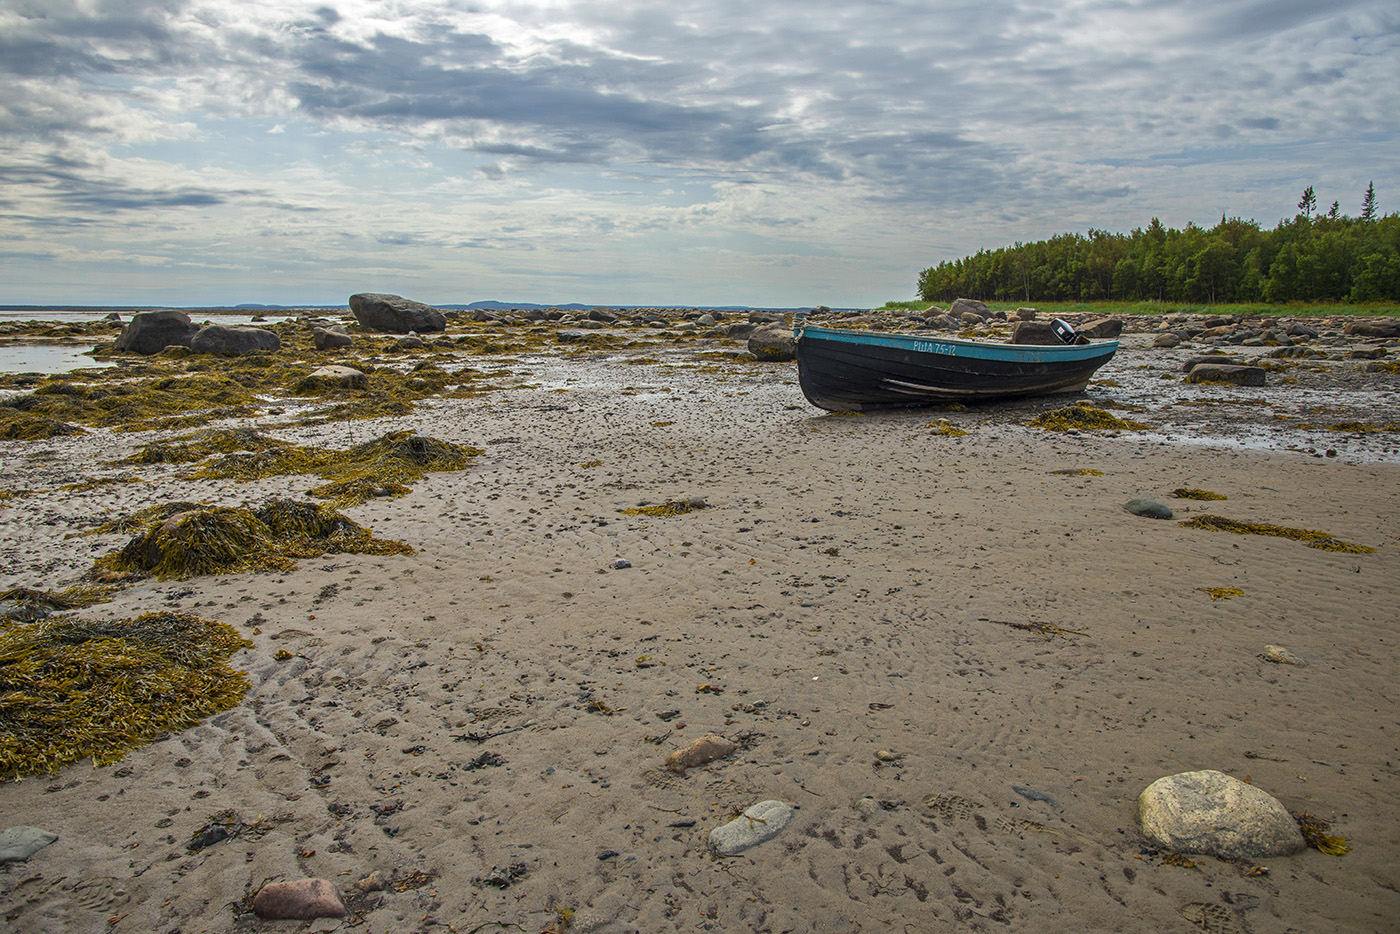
top-left (1124, 498), bottom-right (1173, 519)
top-left (1138, 769), bottom-right (1305, 859)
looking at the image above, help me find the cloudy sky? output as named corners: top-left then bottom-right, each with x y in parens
top-left (1, 0), bottom-right (1397, 308)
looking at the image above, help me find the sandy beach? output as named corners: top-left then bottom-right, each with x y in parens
top-left (2, 314), bottom-right (1398, 933)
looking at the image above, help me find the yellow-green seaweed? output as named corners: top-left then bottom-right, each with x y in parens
top-left (1172, 488), bottom-right (1228, 500)
top-left (95, 499), bottom-right (413, 580)
top-left (1028, 402), bottom-right (1155, 432)
top-left (1296, 813), bottom-right (1351, 856)
top-left (927, 420), bottom-right (969, 437)
top-left (1200, 587), bottom-right (1244, 601)
top-left (1179, 514), bottom-right (1374, 554)
top-left (620, 499), bottom-right (710, 518)
top-left (0, 611), bottom-right (251, 779)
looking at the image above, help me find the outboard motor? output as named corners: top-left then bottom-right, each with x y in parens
top-left (1051, 318), bottom-right (1078, 344)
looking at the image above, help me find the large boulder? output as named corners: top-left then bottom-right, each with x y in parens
top-left (1138, 770), bottom-right (1305, 859)
top-left (348, 293), bottom-right (447, 334)
top-left (1079, 317), bottom-right (1124, 339)
top-left (748, 326), bottom-right (796, 361)
top-left (948, 298), bottom-right (991, 320)
top-left (190, 324), bottom-right (281, 356)
top-left (1344, 319), bottom-right (1400, 339)
top-left (1008, 321), bottom-right (1063, 345)
top-left (113, 310), bottom-right (199, 355)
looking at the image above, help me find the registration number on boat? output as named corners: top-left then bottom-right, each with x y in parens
top-left (911, 340), bottom-right (957, 356)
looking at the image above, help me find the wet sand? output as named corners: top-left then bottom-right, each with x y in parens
top-left (2, 328), bottom-right (1398, 933)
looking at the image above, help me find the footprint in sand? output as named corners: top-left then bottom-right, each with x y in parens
top-left (1178, 902), bottom-right (1246, 934)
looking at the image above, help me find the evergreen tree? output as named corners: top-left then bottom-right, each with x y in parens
top-left (1361, 181), bottom-right (1377, 220)
top-left (1328, 200), bottom-right (1340, 219)
top-left (1298, 185), bottom-right (1317, 218)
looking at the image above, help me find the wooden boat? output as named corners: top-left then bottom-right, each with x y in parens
top-left (794, 321), bottom-right (1118, 411)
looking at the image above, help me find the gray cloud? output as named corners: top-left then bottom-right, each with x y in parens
top-left (0, 0), bottom-right (1395, 305)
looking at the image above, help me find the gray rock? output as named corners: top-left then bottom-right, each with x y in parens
top-left (709, 800), bottom-right (794, 855)
top-left (1347, 345), bottom-right (1387, 359)
top-left (297, 365), bottom-right (368, 391)
top-left (113, 310), bottom-right (199, 354)
top-left (348, 293), bottom-right (447, 334)
top-left (1286, 322), bottom-right (1319, 338)
top-left (1124, 498), bottom-right (1173, 519)
top-left (948, 298), bottom-right (990, 320)
top-left (1186, 364), bottom-right (1267, 386)
top-left (748, 326), bottom-right (796, 362)
top-left (1138, 770), bottom-right (1306, 859)
top-left (1181, 355), bottom-right (1244, 372)
top-left (190, 324), bottom-right (281, 356)
top-left (1015, 307), bottom-right (1037, 321)
top-left (1079, 317), bottom-right (1124, 339)
top-left (313, 326), bottom-right (353, 350)
top-left (1153, 333), bottom-right (1183, 348)
top-left (612, 558), bottom-right (632, 569)
top-left (0, 826), bottom-right (58, 862)
top-left (252, 878), bottom-right (348, 920)
top-left (393, 335), bottom-right (426, 350)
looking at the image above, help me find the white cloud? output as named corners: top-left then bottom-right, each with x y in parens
top-left (0, 0), bottom-right (1396, 305)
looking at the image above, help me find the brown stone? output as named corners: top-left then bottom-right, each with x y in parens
top-left (252, 879), bottom-right (347, 920)
top-left (665, 734), bottom-right (737, 772)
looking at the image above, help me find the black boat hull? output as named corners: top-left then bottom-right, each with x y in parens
top-left (796, 326), bottom-right (1118, 411)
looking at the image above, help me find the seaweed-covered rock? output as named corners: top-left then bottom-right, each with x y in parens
top-left (1138, 770), bottom-right (1305, 859)
top-left (190, 324), bottom-right (281, 356)
top-left (114, 310), bottom-right (199, 355)
top-left (1186, 363), bottom-right (1266, 386)
top-left (298, 365), bottom-right (368, 392)
top-left (348, 293), bottom-right (446, 334)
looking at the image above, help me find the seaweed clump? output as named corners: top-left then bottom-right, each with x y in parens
top-left (0, 413), bottom-right (86, 440)
top-left (927, 420), bottom-right (969, 437)
top-left (95, 499), bottom-right (413, 580)
top-left (1179, 514), bottom-right (1375, 554)
top-left (1172, 488), bottom-right (1228, 500)
top-left (0, 611), bottom-right (251, 779)
top-left (621, 498), bottom-right (710, 518)
top-left (1028, 402), bottom-right (1155, 432)
top-left (0, 585), bottom-right (115, 619)
top-left (125, 429), bottom-right (484, 507)
top-left (1199, 587), bottom-right (1244, 601)
top-left (1295, 813), bottom-right (1351, 856)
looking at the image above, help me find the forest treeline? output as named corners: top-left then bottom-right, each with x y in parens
top-left (916, 190), bottom-right (1400, 304)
